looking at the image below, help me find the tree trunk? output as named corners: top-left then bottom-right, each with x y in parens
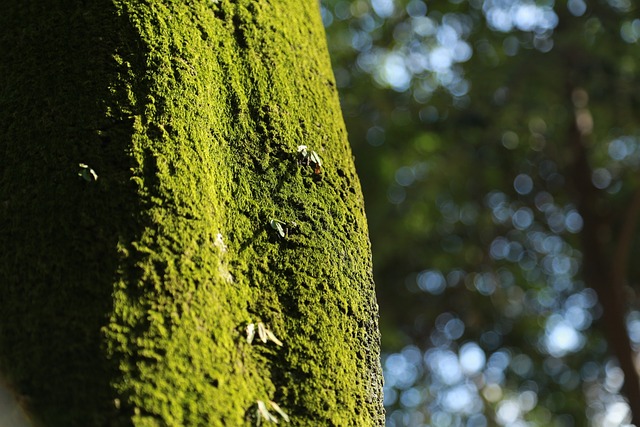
top-left (0, 1), bottom-right (384, 425)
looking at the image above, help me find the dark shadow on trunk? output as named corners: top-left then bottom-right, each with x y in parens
top-left (0, 4), bottom-right (150, 425)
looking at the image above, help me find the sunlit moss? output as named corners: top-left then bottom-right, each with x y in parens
top-left (0, 1), bottom-right (382, 425)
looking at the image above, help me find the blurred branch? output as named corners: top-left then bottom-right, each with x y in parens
top-left (566, 85), bottom-right (640, 425)
top-left (612, 179), bottom-right (640, 287)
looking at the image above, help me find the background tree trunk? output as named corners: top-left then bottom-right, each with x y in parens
top-left (0, 1), bottom-right (384, 425)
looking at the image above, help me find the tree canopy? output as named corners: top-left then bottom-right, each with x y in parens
top-left (322, 0), bottom-right (640, 425)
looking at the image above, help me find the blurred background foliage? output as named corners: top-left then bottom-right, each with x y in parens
top-left (321, 0), bottom-right (640, 426)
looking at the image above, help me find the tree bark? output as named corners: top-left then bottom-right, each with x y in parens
top-left (0, 1), bottom-right (383, 425)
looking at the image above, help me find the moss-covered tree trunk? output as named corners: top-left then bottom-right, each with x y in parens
top-left (0, 1), bottom-right (383, 425)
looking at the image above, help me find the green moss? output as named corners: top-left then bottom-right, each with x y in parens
top-left (0, 1), bottom-right (382, 425)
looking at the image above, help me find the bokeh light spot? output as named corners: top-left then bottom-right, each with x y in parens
top-left (512, 207), bottom-right (534, 230)
top-left (545, 315), bottom-right (585, 357)
top-left (568, 0), bottom-right (587, 16)
top-left (417, 269), bottom-right (446, 294)
top-left (514, 174), bottom-right (534, 195)
top-left (459, 342), bottom-right (486, 375)
top-left (592, 168), bottom-right (612, 189)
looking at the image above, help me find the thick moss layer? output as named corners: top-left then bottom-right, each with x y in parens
top-left (0, 1), bottom-right (383, 426)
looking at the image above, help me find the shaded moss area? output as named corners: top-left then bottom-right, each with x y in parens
top-left (0, 1), bottom-right (383, 426)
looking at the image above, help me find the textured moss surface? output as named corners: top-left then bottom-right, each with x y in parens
top-left (0, 1), bottom-right (383, 426)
